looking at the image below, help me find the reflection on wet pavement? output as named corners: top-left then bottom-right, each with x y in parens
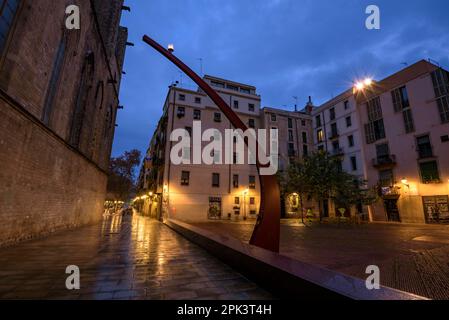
top-left (0, 214), bottom-right (273, 300)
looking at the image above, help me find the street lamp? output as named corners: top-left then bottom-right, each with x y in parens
top-left (353, 78), bottom-right (374, 92)
top-left (401, 178), bottom-right (410, 189)
top-left (167, 44), bottom-right (174, 53)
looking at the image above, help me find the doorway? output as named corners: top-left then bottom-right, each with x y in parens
top-left (208, 197), bottom-right (222, 220)
top-left (384, 199), bottom-right (400, 222)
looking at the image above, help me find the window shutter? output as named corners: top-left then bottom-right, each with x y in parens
top-left (365, 123), bottom-right (375, 144)
top-left (391, 89), bottom-right (402, 113)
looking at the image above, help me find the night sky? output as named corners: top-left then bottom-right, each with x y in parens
top-left (112, 0), bottom-right (449, 158)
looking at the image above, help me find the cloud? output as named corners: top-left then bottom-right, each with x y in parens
top-left (112, 0), bottom-right (449, 156)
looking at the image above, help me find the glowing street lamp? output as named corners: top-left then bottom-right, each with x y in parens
top-left (167, 44), bottom-right (175, 53)
top-left (354, 78), bottom-right (373, 92)
top-left (401, 178), bottom-right (410, 188)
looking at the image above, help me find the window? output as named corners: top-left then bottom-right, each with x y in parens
top-left (332, 141), bottom-right (340, 152)
top-left (436, 96), bottom-right (449, 123)
top-left (193, 109), bottom-right (201, 120)
top-left (303, 145), bottom-right (308, 157)
top-left (402, 108), bottom-right (415, 133)
top-left (330, 123), bottom-right (338, 137)
top-left (70, 52), bottom-right (95, 148)
top-left (195, 97), bottom-right (201, 104)
top-left (248, 118), bottom-right (255, 128)
top-left (329, 108), bottom-right (336, 121)
top-left (234, 197), bottom-right (240, 205)
top-left (365, 119), bottom-right (385, 144)
top-left (431, 69), bottom-right (449, 98)
top-left (249, 176), bottom-right (256, 189)
top-left (379, 169), bottom-right (394, 187)
top-left (227, 84), bottom-right (238, 91)
top-left (211, 80), bottom-right (225, 88)
top-left (185, 126), bottom-right (192, 137)
top-left (214, 112), bottom-right (221, 122)
top-left (344, 100), bottom-right (350, 110)
top-left (288, 130), bottom-right (294, 142)
top-left (420, 161), bottom-right (440, 183)
top-left (367, 97), bottom-right (383, 121)
top-left (288, 143), bottom-right (295, 157)
top-left (441, 135), bottom-right (449, 143)
top-left (301, 119), bottom-right (306, 126)
top-left (42, 35), bottom-right (66, 125)
top-left (288, 118), bottom-right (293, 128)
top-left (250, 198), bottom-right (255, 205)
top-left (417, 135), bottom-right (433, 158)
top-left (350, 156), bottom-right (357, 171)
top-left (315, 115), bottom-right (322, 127)
top-left (346, 116), bottom-right (352, 127)
top-left (248, 103), bottom-right (255, 112)
top-left (271, 114), bottom-right (277, 122)
top-left (233, 175), bottom-right (239, 188)
top-left (181, 171), bottom-right (190, 186)
top-left (391, 86), bottom-right (414, 133)
top-left (178, 94), bottom-right (186, 101)
top-left (302, 132), bottom-right (307, 143)
top-left (212, 173), bottom-right (220, 187)
top-left (177, 106), bottom-right (185, 118)
top-left (317, 129), bottom-right (324, 143)
top-left (348, 135), bottom-right (354, 147)
top-left (0, 0), bottom-right (20, 55)
top-left (364, 98), bottom-right (385, 144)
top-left (391, 86), bottom-right (410, 112)
top-left (233, 100), bottom-right (239, 109)
top-left (240, 87), bottom-right (251, 94)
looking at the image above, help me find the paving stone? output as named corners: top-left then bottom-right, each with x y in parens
top-left (0, 215), bottom-right (272, 300)
top-left (193, 220), bottom-right (449, 299)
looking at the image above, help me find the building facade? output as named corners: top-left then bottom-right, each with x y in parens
top-left (138, 76), bottom-right (263, 222)
top-left (261, 105), bottom-right (316, 218)
top-left (311, 92), bottom-right (368, 219)
top-left (0, 0), bottom-right (128, 246)
top-left (138, 60), bottom-right (449, 225)
top-left (357, 60), bottom-right (449, 224)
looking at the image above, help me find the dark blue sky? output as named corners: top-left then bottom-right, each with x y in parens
top-left (112, 0), bottom-right (449, 157)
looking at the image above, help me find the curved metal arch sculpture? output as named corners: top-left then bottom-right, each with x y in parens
top-left (143, 35), bottom-right (280, 252)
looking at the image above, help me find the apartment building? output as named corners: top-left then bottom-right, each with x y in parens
top-left (139, 76), bottom-right (263, 222)
top-left (138, 60), bottom-right (448, 225)
top-left (311, 91), bottom-right (368, 218)
top-left (356, 60), bottom-right (449, 224)
top-left (261, 103), bottom-right (316, 218)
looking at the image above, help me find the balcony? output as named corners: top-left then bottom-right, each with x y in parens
top-left (372, 155), bottom-right (397, 169)
top-left (331, 147), bottom-right (344, 157)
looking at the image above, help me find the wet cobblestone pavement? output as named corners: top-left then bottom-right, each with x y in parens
top-left (0, 215), bottom-right (273, 300)
top-left (193, 221), bottom-right (449, 300)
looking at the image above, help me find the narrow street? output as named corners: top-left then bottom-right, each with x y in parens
top-left (0, 214), bottom-right (273, 300)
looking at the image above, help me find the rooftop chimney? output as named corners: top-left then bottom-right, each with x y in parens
top-left (305, 96), bottom-right (314, 114)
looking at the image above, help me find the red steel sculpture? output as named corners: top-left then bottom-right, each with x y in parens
top-left (143, 35), bottom-right (280, 252)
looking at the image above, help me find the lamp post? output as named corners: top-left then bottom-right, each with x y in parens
top-left (243, 189), bottom-right (249, 221)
